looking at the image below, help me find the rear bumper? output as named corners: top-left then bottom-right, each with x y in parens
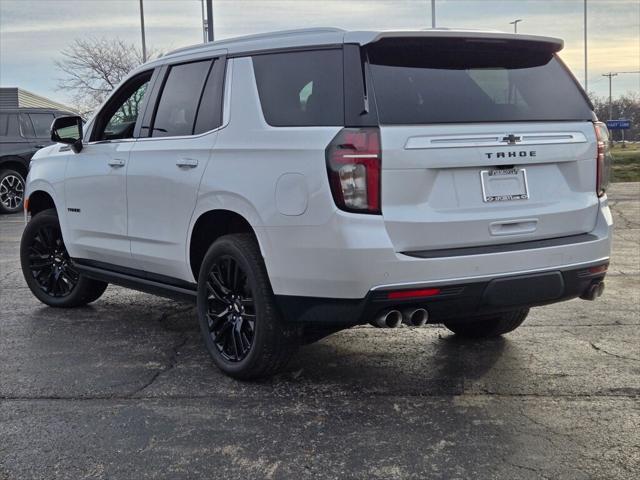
top-left (275, 262), bottom-right (609, 325)
top-left (262, 197), bottom-right (613, 300)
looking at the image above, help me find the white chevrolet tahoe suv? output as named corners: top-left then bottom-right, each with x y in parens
top-left (21, 28), bottom-right (613, 379)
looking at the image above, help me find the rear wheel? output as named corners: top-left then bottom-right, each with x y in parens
top-left (443, 309), bottom-right (529, 338)
top-left (196, 233), bottom-right (297, 379)
top-left (20, 209), bottom-right (108, 307)
top-left (0, 169), bottom-right (25, 214)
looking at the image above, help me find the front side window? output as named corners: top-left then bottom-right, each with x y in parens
top-left (95, 72), bottom-right (152, 141)
top-left (252, 49), bottom-right (344, 126)
top-left (151, 60), bottom-right (212, 137)
top-left (29, 113), bottom-right (56, 137)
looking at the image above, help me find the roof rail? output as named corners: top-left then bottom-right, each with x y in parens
top-left (166, 27), bottom-right (345, 56)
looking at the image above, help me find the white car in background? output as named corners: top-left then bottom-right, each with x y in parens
top-left (21, 28), bottom-right (612, 379)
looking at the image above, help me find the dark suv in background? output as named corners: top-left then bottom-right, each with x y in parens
top-left (0, 108), bottom-right (74, 213)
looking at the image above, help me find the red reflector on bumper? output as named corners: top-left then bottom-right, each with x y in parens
top-left (589, 264), bottom-right (608, 274)
top-left (387, 288), bottom-right (441, 300)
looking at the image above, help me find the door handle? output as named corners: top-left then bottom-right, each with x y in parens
top-left (176, 158), bottom-right (198, 168)
top-left (108, 158), bottom-right (126, 168)
top-left (34, 144), bottom-right (46, 149)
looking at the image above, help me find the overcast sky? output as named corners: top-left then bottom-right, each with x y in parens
top-left (1, 0), bottom-right (638, 107)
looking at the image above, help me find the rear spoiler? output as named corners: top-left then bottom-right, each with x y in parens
top-left (344, 30), bottom-right (564, 53)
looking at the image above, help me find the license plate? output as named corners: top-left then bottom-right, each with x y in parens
top-left (480, 168), bottom-right (529, 202)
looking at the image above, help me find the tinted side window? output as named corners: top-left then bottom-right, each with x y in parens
top-left (18, 114), bottom-right (34, 137)
top-left (152, 60), bottom-right (212, 137)
top-left (193, 59), bottom-right (225, 134)
top-left (29, 113), bottom-right (56, 137)
top-left (0, 114), bottom-right (8, 136)
top-left (93, 71), bottom-right (152, 141)
top-left (252, 50), bottom-right (344, 126)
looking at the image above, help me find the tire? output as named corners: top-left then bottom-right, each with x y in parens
top-left (0, 169), bottom-right (26, 214)
top-left (197, 233), bottom-right (297, 379)
top-left (20, 209), bottom-right (108, 307)
top-left (443, 309), bottom-right (529, 338)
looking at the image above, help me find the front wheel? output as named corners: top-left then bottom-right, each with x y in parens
top-left (443, 309), bottom-right (529, 338)
top-left (196, 233), bottom-right (297, 379)
top-left (20, 209), bottom-right (108, 307)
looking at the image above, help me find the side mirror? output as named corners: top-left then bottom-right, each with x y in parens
top-left (51, 115), bottom-right (83, 153)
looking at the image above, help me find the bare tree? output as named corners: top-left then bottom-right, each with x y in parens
top-left (590, 92), bottom-right (640, 141)
top-left (55, 38), bottom-right (157, 115)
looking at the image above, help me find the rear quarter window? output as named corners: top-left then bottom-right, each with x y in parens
top-left (367, 38), bottom-right (593, 124)
top-left (29, 113), bottom-right (56, 137)
top-left (252, 49), bottom-right (344, 126)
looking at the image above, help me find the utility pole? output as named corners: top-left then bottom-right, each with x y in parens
top-left (509, 19), bottom-right (522, 33)
top-left (602, 72), bottom-right (618, 120)
top-left (206, 0), bottom-right (214, 42)
top-left (431, 0), bottom-right (436, 28)
top-left (200, 0), bottom-right (207, 43)
top-left (584, 0), bottom-right (588, 92)
top-left (139, 0), bottom-right (147, 62)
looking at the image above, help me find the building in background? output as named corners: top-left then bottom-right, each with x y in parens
top-left (0, 87), bottom-right (76, 113)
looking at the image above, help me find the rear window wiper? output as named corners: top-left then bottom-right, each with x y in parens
top-left (360, 49), bottom-right (370, 115)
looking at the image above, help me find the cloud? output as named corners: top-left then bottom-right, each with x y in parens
top-left (1, 0), bottom-right (638, 103)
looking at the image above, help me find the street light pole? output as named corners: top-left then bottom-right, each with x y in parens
top-left (431, 0), bottom-right (436, 28)
top-left (584, 0), bottom-right (588, 92)
top-left (201, 0), bottom-right (207, 43)
top-left (602, 72), bottom-right (618, 120)
top-left (206, 0), bottom-right (214, 42)
top-left (509, 19), bottom-right (522, 33)
top-left (139, 0), bottom-right (147, 62)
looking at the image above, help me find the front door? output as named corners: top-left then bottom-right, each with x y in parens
top-left (64, 70), bottom-right (154, 266)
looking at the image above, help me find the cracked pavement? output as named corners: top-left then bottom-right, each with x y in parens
top-left (1, 183), bottom-right (639, 479)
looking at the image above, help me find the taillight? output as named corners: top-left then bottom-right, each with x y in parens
top-left (326, 127), bottom-right (381, 214)
top-left (594, 122), bottom-right (612, 197)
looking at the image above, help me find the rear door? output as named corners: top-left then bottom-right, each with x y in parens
top-left (365, 37), bottom-right (598, 253)
top-left (127, 54), bottom-right (226, 278)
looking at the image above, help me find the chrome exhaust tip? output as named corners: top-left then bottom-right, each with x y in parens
top-left (402, 308), bottom-right (429, 327)
top-left (581, 281), bottom-right (605, 301)
top-left (371, 309), bottom-right (403, 328)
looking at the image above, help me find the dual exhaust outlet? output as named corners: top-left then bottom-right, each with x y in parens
top-left (371, 307), bottom-right (429, 328)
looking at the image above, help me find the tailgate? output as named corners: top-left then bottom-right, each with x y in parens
top-left (365, 36), bottom-right (598, 253)
top-left (380, 122), bottom-right (598, 252)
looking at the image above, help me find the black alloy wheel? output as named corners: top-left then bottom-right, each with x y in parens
top-left (204, 255), bottom-right (256, 362)
top-left (20, 209), bottom-right (108, 307)
top-left (196, 233), bottom-right (297, 379)
top-left (26, 223), bottom-right (79, 297)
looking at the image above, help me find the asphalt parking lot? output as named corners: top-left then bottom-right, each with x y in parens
top-left (1, 183), bottom-right (638, 480)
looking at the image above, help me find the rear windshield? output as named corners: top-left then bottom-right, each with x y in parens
top-left (367, 38), bottom-right (592, 124)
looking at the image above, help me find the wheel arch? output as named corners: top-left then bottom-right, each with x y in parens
top-left (0, 156), bottom-right (29, 178)
top-left (189, 209), bottom-right (263, 281)
top-left (27, 190), bottom-right (57, 216)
